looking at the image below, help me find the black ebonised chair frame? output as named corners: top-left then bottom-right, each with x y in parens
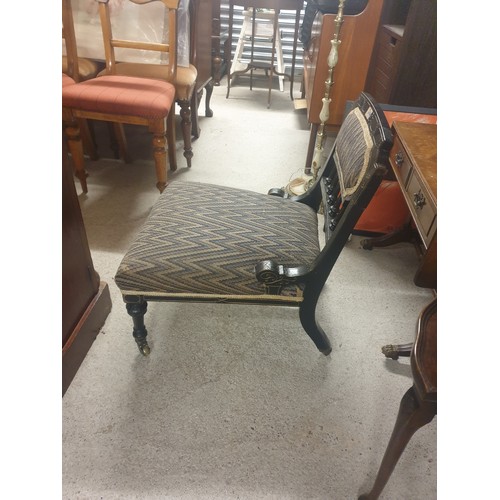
top-left (118, 92), bottom-right (393, 356)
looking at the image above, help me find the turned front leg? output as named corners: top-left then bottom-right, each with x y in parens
top-left (126, 301), bottom-right (150, 356)
top-left (63, 115), bottom-right (88, 193)
top-left (150, 121), bottom-right (168, 193)
top-left (178, 100), bottom-right (193, 168)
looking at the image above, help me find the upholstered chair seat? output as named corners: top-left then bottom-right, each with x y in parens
top-left (98, 62), bottom-right (197, 102)
top-left (62, 73), bottom-right (77, 87)
top-left (62, 75), bottom-right (176, 119)
top-left (115, 181), bottom-right (320, 301)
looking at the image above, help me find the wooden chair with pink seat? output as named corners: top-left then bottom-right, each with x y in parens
top-left (62, 0), bottom-right (102, 162)
top-left (95, 0), bottom-right (198, 171)
top-left (62, 0), bottom-right (179, 194)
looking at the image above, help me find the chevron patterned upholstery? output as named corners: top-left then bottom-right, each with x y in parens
top-left (334, 106), bottom-right (374, 201)
top-left (115, 182), bottom-right (320, 301)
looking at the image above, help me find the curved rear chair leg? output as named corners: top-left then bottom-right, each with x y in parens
top-left (126, 300), bottom-right (150, 356)
top-left (299, 295), bottom-right (332, 355)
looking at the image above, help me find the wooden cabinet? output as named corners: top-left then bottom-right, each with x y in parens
top-left (302, 0), bottom-right (384, 128)
top-left (62, 140), bottom-right (111, 396)
top-left (302, 0), bottom-right (384, 171)
top-left (365, 0), bottom-right (437, 108)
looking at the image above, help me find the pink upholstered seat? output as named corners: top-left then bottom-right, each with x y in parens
top-left (62, 73), bottom-right (76, 87)
top-left (62, 75), bottom-right (175, 119)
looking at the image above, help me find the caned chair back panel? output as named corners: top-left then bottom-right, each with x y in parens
top-left (293, 92), bottom-right (393, 283)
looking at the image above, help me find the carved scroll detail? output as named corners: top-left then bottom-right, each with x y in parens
top-left (255, 260), bottom-right (309, 295)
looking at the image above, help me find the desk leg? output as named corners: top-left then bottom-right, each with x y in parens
top-left (359, 386), bottom-right (436, 500)
top-left (360, 220), bottom-right (417, 250)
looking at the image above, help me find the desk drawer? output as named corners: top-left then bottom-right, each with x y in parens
top-left (390, 136), bottom-right (412, 186)
top-left (406, 171), bottom-right (436, 246)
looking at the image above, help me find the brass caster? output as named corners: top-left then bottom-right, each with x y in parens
top-left (139, 344), bottom-right (151, 356)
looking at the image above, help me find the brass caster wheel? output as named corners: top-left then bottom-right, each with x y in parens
top-left (139, 344), bottom-right (151, 356)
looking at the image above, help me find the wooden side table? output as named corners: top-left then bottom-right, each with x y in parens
top-left (361, 121), bottom-right (437, 290)
top-left (359, 298), bottom-right (437, 500)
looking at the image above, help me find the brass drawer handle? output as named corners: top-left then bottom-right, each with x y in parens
top-left (413, 190), bottom-right (426, 209)
top-left (395, 152), bottom-right (404, 167)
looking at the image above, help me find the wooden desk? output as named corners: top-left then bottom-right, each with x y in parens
top-left (361, 121), bottom-right (437, 289)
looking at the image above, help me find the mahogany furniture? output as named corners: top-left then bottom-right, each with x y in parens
top-left (189, 0), bottom-right (219, 137)
top-left (359, 298), bottom-right (437, 500)
top-left (63, 139), bottom-right (112, 396)
top-left (113, 92), bottom-right (392, 356)
top-left (365, 0), bottom-right (437, 108)
top-left (361, 121), bottom-right (437, 290)
top-left (354, 104), bottom-right (437, 235)
top-left (62, 0), bottom-right (177, 194)
top-left (302, 0), bottom-right (384, 173)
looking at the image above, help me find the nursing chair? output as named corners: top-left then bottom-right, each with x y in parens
top-left (62, 0), bottom-right (178, 193)
top-left (114, 92), bottom-right (393, 356)
top-left (96, 0), bottom-right (197, 170)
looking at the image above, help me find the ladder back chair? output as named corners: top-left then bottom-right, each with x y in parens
top-left (62, 0), bottom-right (102, 162)
top-left (96, 0), bottom-right (197, 170)
top-left (62, 0), bottom-right (179, 194)
top-left (115, 92), bottom-right (393, 356)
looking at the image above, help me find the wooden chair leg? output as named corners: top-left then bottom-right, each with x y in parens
top-left (166, 110), bottom-right (177, 172)
top-left (126, 300), bottom-right (150, 356)
top-left (113, 122), bottom-right (130, 163)
top-left (150, 121), bottom-right (168, 193)
top-left (78, 118), bottom-right (99, 161)
top-left (191, 90), bottom-right (201, 140)
top-left (204, 82), bottom-right (214, 118)
top-left (63, 119), bottom-right (88, 194)
top-left (107, 121), bottom-right (120, 159)
top-left (359, 386), bottom-right (436, 500)
top-left (178, 99), bottom-right (193, 168)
